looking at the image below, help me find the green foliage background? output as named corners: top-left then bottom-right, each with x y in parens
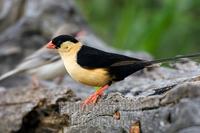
top-left (76, 0), bottom-right (200, 58)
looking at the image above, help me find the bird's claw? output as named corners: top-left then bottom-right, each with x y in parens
top-left (81, 92), bottom-right (102, 108)
top-left (80, 84), bottom-right (109, 109)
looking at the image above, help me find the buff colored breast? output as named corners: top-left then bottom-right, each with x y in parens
top-left (58, 43), bottom-right (111, 87)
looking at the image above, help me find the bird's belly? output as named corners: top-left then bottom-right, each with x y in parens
top-left (63, 58), bottom-right (110, 87)
top-left (70, 68), bottom-right (109, 86)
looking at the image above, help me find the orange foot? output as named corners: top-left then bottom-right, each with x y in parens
top-left (81, 84), bottom-right (109, 108)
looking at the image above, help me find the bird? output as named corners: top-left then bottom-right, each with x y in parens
top-left (46, 35), bottom-right (200, 106)
top-left (0, 24), bottom-right (81, 86)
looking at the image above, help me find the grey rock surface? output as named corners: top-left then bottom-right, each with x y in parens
top-left (1, 61), bottom-right (200, 133)
top-left (61, 80), bottom-right (200, 133)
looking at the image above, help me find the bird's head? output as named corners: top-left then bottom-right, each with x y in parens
top-left (47, 35), bottom-right (79, 50)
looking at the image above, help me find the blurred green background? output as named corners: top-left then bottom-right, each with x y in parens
top-left (76, 0), bottom-right (200, 58)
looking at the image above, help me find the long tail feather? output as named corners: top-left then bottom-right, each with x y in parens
top-left (144, 52), bottom-right (200, 65)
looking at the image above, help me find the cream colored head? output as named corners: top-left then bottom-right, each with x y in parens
top-left (57, 41), bottom-right (82, 54)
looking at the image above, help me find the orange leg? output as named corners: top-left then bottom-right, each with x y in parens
top-left (81, 84), bottom-right (110, 107)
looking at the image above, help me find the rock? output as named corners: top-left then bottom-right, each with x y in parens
top-left (1, 56), bottom-right (200, 133)
top-left (60, 81), bottom-right (200, 133)
top-left (0, 86), bottom-right (78, 132)
top-left (178, 127), bottom-right (200, 133)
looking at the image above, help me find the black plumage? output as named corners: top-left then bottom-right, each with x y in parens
top-left (77, 45), bottom-right (149, 81)
top-left (77, 45), bottom-right (200, 82)
top-left (52, 35), bottom-right (78, 48)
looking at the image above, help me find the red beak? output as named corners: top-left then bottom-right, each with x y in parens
top-left (46, 41), bottom-right (56, 49)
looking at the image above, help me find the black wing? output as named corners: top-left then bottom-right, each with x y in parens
top-left (77, 45), bottom-right (144, 68)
